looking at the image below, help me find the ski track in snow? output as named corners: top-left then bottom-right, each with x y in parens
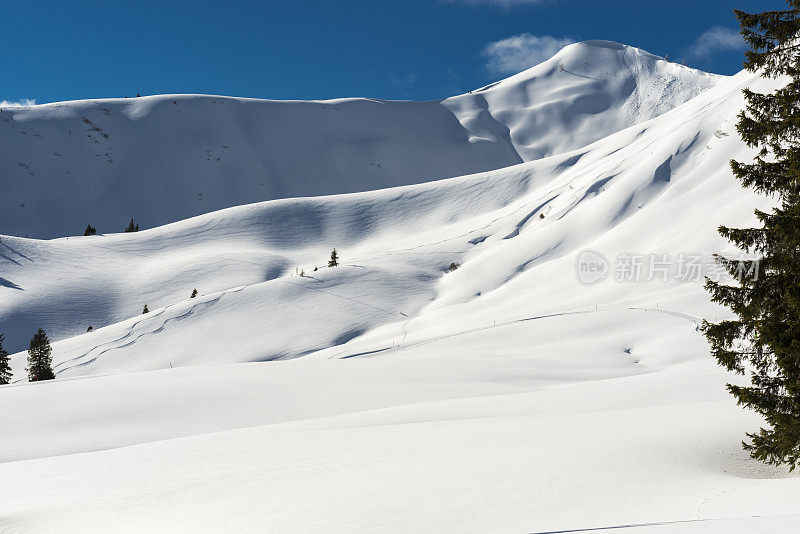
top-left (334, 306), bottom-right (701, 360)
top-left (51, 286), bottom-right (248, 376)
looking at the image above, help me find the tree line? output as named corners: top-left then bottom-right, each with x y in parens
top-left (0, 329), bottom-right (55, 384)
top-left (82, 218), bottom-right (140, 236)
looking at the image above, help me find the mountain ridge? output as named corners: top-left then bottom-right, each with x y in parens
top-left (1, 40), bottom-right (719, 239)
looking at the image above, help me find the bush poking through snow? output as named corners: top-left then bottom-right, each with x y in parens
top-left (448, 262), bottom-right (460, 272)
top-left (328, 249), bottom-right (339, 267)
top-left (84, 224), bottom-right (96, 236)
top-left (191, 289), bottom-right (198, 299)
top-left (27, 329), bottom-right (54, 382)
top-left (142, 304), bottom-right (149, 314)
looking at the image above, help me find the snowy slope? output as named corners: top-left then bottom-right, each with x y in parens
top-left (0, 41), bottom-right (717, 239)
top-left (0, 63), bottom-right (761, 360)
top-left (1, 41), bottom-right (799, 533)
top-left (3, 359), bottom-right (800, 534)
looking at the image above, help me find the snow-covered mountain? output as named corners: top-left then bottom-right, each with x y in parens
top-left (1, 41), bottom-right (717, 239)
top-left (2, 41), bottom-right (798, 533)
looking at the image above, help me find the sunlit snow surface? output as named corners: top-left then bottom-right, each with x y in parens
top-left (1, 41), bottom-right (798, 533)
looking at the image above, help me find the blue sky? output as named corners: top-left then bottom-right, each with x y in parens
top-left (1, 0), bottom-right (785, 105)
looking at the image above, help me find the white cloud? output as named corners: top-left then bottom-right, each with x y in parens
top-left (687, 27), bottom-right (745, 60)
top-left (442, 0), bottom-right (551, 7)
top-left (0, 99), bottom-right (36, 108)
top-left (482, 33), bottom-right (574, 75)
top-left (390, 72), bottom-right (420, 87)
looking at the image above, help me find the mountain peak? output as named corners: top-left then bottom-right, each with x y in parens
top-left (448, 40), bottom-right (720, 163)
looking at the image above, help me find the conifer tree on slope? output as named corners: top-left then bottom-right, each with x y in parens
top-left (0, 333), bottom-right (11, 384)
top-left (27, 329), bottom-right (55, 382)
top-left (704, 3), bottom-right (800, 470)
top-left (328, 248), bottom-right (339, 267)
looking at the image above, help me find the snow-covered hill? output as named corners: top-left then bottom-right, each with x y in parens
top-left (1, 41), bottom-right (798, 533)
top-left (0, 41), bottom-right (717, 239)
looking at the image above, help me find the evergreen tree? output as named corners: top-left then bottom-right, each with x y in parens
top-left (84, 224), bottom-right (96, 236)
top-left (0, 333), bottom-right (11, 385)
top-left (328, 248), bottom-right (339, 267)
top-left (190, 289), bottom-right (198, 298)
top-left (26, 329), bottom-right (54, 382)
top-left (142, 304), bottom-right (149, 314)
top-left (125, 218), bottom-right (139, 233)
top-left (704, 3), bottom-right (800, 470)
